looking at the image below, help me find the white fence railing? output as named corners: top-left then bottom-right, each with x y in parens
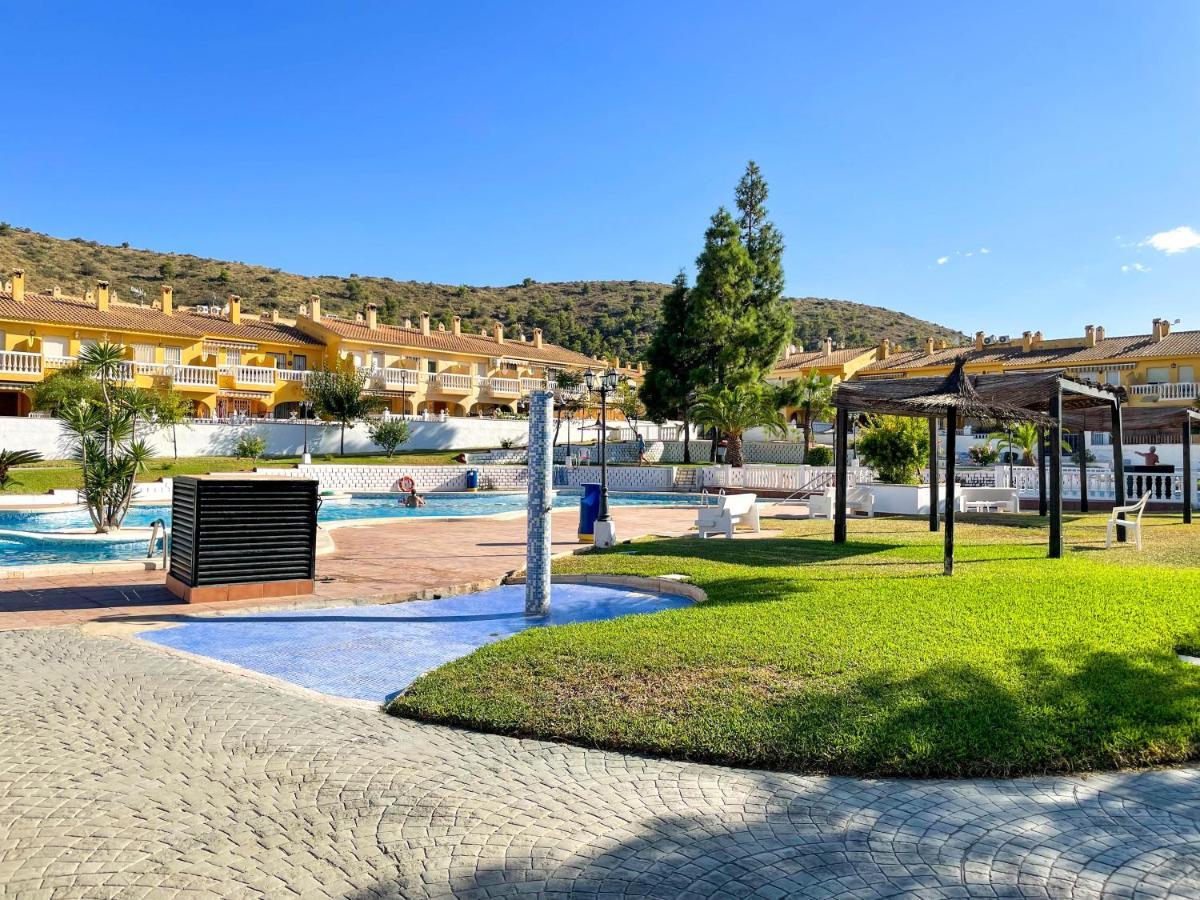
top-left (699, 464), bottom-right (874, 492)
top-left (485, 377), bottom-right (522, 394)
top-left (1129, 382), bottom-right (1198, 401)
top-left (277, 369), bottom-right (311, 382)
top-left (991, 464), bottom-right (1193, 503)
top-left (0, 351), bottom-right (41, 375)
top-left (169, 365), bottom-right (219, 387)
top-left (434, 372), bottom-right (474, 391)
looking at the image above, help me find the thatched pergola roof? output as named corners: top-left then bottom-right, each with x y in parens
top-left (834, 361), bottom-right (1124, 424)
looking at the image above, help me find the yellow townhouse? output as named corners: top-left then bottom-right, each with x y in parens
top-left (0, 271), bottom-right (321, 418)
top-left (853, 321), bottom-right (1200, 409)
top-left (766, 337), bottom-right (878, 425)
top-left (293, 298), bottom-right (634, 417)
top-left (0, 270), bottom-right (640, 422)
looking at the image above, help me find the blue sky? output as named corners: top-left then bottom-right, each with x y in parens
top-left (2, 1), bottom-right (1197, 337)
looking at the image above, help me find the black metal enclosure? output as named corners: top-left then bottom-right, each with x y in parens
top-left (169, 477), bottom-right (319, 588)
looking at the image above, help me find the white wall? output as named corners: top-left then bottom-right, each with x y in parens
top-left (0, 415), bottom-right (536, 459)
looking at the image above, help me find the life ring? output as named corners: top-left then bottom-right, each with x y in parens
top-left (398, 475), bottom-right (415, 492)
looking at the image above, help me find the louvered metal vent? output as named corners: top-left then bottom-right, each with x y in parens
top-left (169, 477), bottom-right (318, 587)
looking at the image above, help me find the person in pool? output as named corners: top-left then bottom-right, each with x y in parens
top-left (403, 487), bottom-right (426, 508)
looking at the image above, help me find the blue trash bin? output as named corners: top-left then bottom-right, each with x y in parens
top-left (465, 469), bottom-right (479, 491)
top-left (578, 482), bottom-right (601, 542)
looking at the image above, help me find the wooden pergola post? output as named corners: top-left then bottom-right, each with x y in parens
top-left (1038, 426), bottom-right (1048, 517)
top-left (944, 410), bottom-right (957, 575)
top-left (1184, 416), bottom-right (1194, 526)
top-left (928, 416), bottom-right (939, 532)
top-left (1048, 388), bottom-right (1063, 558)
top-left (1111, 401), bottom-right (1127, 542)
top-left (834, 407), bottom-right (849, 544)
top-left (1077, 430), bottom-right (1089, 514)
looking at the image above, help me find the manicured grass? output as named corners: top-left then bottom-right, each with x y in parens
top-left (390, 514), bottom-right (1200, 777)
top-left (1, 449), bottom-right (467, 495)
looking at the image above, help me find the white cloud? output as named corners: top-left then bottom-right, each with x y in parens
top-left (1143, 225), bottom-right (1200, 255)
top-left (979, 247), bottom-right (990, 254)
top-left (936, 256), bottom-right (949, 265)
top-left (1121, 262), bottom-right (1150, 274)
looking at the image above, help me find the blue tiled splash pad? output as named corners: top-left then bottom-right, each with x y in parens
top-left (138, 584), bottom-right (691, 703)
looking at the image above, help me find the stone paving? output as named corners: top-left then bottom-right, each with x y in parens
top-left (3, 627), bottom-right (1200, 898)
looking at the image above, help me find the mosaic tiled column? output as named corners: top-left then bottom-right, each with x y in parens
top-left (525, 390), bottom-right (554, 616)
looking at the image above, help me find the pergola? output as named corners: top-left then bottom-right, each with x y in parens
top-left (1060, 403), bottom-right (1198, 526)
top-left (832, 362), bottom-right (1125, 574)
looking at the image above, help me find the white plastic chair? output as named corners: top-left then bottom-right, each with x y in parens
top-left (1106, 490), bottom-right (1153, 550)
top-left (696, 492), bottom-right (760, 539)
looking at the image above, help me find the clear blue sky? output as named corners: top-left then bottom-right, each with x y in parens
top-left (3, 1), bottom-right (1197, 338)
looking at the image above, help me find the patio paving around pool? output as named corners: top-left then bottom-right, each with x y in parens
top-left (138, 583), bottom-right (692, 702)
top-left (0, 505), bottom-right (701, 630)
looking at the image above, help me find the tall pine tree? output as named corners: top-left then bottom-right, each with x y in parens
top-left (641, 272), bottom-right (707, 463)
top-left (734, 161), bottom-right (792, 376)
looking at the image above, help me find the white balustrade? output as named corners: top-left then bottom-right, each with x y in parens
top-left (277, 369), bottom-right (311, 382)
top-left (232, 365), bottom-right (278, 386)
top-left (486, 377), bottom-right (522, 394)
top-left (167, 365), bottom-right (219, 387)
top-left (43, 355), bottom-right (77, 370)
top-left (520, 377), bottom-right (549, 392)
top-left (0, 351), bottom-right (42, 375)
top-left (432, 372), bottom-right (473, 391)
top-left (1129, 382), bottom-right (1199, 401)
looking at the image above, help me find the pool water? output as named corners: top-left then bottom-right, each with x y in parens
top-left (0, 491), bottom-right (699, 567)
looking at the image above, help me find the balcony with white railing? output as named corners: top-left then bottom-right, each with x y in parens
top-left (0, 351), bottom-right (43, 376)
top-left (277, 369), bottom-right (312, 382)
top-left (43, 355), bottom-right (77, 370)
top-left (432, 372), bottom-right (474, 393)
top-left (134, 361), bottom-right (168, 376)
top-left (520, 377), bottom-right (550, 393)
top-left (1129, 382), bottom-right (1199, 402)
top-left (219, 365), bottom-right (278, 386)
top-left (484, 376), bottom-right (522, 395)
top-left (168, 365), bottom-right (219, 388)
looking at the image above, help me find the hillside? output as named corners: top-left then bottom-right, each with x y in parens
top-left (0, 224), bottom-right (965, 360)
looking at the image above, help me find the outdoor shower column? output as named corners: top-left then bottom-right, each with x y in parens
top-left (1049, 389), bottom-right (1063, 559)
top-left (525, 389), bottom-right (554, 616)
top-left (928, 417), bottom-right (939, 532)
top-left (834, 407), bottom-right (849, 544)
top-left (1111, 400), bottom-right (1127, 542)
top-left (943, 410), bottom-right (956, 576)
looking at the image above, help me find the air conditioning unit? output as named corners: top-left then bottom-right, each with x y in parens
top-left (983, 335), bottom-right (996, 345)
top-left (997, 335), bottom-right (1010, 343)
top-left (194, 305), bottom-right (209, 315)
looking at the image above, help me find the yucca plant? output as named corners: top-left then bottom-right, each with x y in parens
top-left (61, 341), bottom-right (155, 532)
top-left (692, 384), bottom-right (786, 467)
top-left (0, 449), bottom-right (43, 490)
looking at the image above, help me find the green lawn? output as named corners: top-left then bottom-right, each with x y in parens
top-left (1, 449), bottom-right (468, 495)
top-left (389, 514), bottom-right (1200, 777)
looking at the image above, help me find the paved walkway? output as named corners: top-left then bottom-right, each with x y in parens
top-left (2, 627), bottom-right (1199, 898)
top-left (0, 506), bottom-right (698, 630)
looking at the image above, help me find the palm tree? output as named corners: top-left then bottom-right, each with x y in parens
top-left (774, 370), bottom-right (833, 462)
top-left (692, 384), bottom-right (786, 467)
top-left (989, 422), bottom-right (1069, 467)
top-left (0, 449), bottom-right (42, 490)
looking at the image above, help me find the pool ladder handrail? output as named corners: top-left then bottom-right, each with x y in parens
top-left (699, 488), bottom-right (725, 507)
top-left (146, 518), bottom-right (168, 566)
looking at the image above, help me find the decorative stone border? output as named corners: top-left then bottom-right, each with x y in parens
top-left (503, 573), bottom-right (706, 604)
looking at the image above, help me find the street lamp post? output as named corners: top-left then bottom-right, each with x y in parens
top-left (585, 367), bottom-right (621, 547)
top-left (301, 399), bottom-right (312, 464)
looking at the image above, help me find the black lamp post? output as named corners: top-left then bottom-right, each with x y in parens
top-left (585, 367), bottom-right (621, 523)
top-left (301, 399), bottom-right (312, 463)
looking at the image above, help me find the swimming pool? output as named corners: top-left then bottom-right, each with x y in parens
top-left (0, 491), bottom-right (700, 567)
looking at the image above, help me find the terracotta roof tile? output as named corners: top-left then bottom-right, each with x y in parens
top-left (775, 346), bottom-right (875, 371)
top-left (858, 329), bottom-right (1200, 374)
top-left (0, 291), bottom-right (319, 346)
top-left (316, 315), bottom-right (599, 367)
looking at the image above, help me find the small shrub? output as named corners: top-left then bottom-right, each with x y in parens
top-left (804, 445), bottom-right (833, 466)
top-left (968, 443), bottom-right (1001, 465)
top-left (234, 434), bottom-right (266, 460)
top-left (499, 437), bottom-right (516, 449)
top-left (856, 416), bottom-right (929, 484)
top-left (368, 419), bottom-right (410, 457)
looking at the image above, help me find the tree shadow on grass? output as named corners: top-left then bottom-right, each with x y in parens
top-left (595, 534), bottom-right (899, 569)
top-left (754, 646), bottom-right (1200, 779)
